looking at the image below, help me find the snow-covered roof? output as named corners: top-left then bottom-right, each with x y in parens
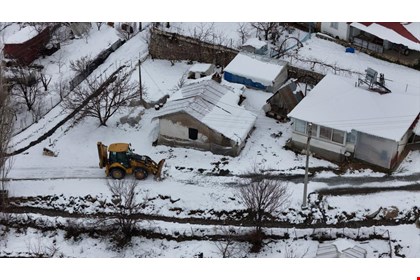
top-left (243, 37), bottom-right (267, 49)
top-left (4, 26), bottom-right (39, 44)
top-left (350, 22), bottom-right (420, 51)
top-left (288, 74), bottom-right (420, 141)
top-left (154, 80), bottom-right (257, 143)
top-left (188, 63), bottom-right (214, 73)
top-left (224, 53), bottom-right (287, 87)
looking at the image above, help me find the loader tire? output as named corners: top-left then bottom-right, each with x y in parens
top-left (110, 168), bottom-right (126, 180)
top-left (134, 168), bottom-right (148, 180)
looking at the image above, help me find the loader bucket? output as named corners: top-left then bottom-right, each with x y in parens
top-left (154, 159), bottom-right (166, 181)
top-left (97, 142), bottom-right (108, 169)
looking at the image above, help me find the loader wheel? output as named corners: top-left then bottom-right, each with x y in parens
top-left (110, 168), bottom-right (126, 180)
top-left (134, 169), bottom-right (148, 180)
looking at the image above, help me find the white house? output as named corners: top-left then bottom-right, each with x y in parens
top-left (153, 80), bottom-right (257, 156)
top-left (287, 74), bottom-right (420, 170)
top-left (320, 22), bottom-right (350, 40)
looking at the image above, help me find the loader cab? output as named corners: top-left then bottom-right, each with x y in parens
top-left (108, 143), bottom-right (131, 168)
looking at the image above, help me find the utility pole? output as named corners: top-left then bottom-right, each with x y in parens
top-left (302, 122), bottom-right (313, 209)
top-left (138, 53), bottom-right (143, 104)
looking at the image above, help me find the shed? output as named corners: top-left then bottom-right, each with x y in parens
top-left (265, 79), bottom-right (304, 121)
top-left (241, 38), bottom-right (268, 55)
top-left (153, 80), bottom-right (257, 156)
top-left (223, 53), bottom-right (288, 93)
top-left (288, 74), bottom-right (420, 170)
top-left (3, 26), bottom-right (52, 65)
top-left (187, 63), bottom-right (215, 79)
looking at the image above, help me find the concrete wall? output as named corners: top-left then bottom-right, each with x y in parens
top-left (320, 22), bottom-right (350, 40)
top-left (149, 28), bottom-right (239, 67)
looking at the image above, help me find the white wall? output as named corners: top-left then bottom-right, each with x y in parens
top-left (320, 22), bottom-right (350, 40)
top-left (159, 119), bottom-right (208, 142)
top-left (292, 132), bottom-right (347, 155)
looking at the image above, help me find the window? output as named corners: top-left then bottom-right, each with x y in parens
top-left (332, 129), bottom-right (345, 144)
top-left (330, 22), bottom-right (338, 30)
top-left (294, 119), bottom-right (307, 134)
top-left (189, 128), bottom-right (198, 140)
top-left (319, 126), bottom-right (332, 140)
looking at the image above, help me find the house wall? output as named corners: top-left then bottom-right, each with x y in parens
top-left (291, 132), bottom-right (347, 162)
top-left (354, 132), bottom-right (398, 169)
top-left (269, 67), bottom-right (289, 93)
top-left (320, 22), bottom-right (350, 40)
top-left (157, 112), bottom-right (244, 156)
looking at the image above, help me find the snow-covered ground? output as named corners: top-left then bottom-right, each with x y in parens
top-left (1, 23), bottom-right (420, 267)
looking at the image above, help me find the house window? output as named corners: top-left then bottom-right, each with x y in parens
top-left (330, 22), bottom-right (338, 30)
top-left (319, 126), bottom-right (332, 140)
top-left (189, 128), bottom-right (198, 140)
top-left (332, 129), bottom-right (345, 144)
top-left (294, 119), bottom-right (307, 134)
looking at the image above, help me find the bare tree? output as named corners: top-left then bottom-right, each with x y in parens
top-left (8, 64), bottom-right (44, 111)
top-left (106, 178), bottom-right (148, 247)
top-left (0, 65), bottom-right (15, 208)
top-left (40, 73), bottom-right (51, 92)
top-left (238, 177), bottom-right (290, 233)
top-left (63, 66), bottom-right (139, 126)
top-left (237, 23), bottom-right (251, 45)
top-left (96, 22), bottom-right (104, 31)
top-left (189, 23), bottom-right (215, 42)
top-left (237, 176), bottom-right (290, 253)
top-left (250, 22), bottom-right (279, 41)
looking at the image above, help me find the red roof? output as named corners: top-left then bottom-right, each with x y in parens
top-left (358, 22), bottom-right (420, 44)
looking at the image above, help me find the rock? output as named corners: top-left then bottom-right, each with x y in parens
top-left (382, 206), bottom-right (399, 220)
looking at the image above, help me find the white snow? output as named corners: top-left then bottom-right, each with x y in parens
top-left (243, 37), bottom-right (267, 49)
top-left (188, 63), bottom-right (213, 73)
top-left (2, 22), bottom-right (420, 261)
top-left (288, 74), bottom-right (420, 141)
top-left (224, 53), bottom-right (286, 86)
top-left (4, 25), bottom-right (38, 44)
top-left (350, 22), bottom-right (420, 51)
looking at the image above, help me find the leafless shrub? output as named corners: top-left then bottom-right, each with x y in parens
top-left (69, 55), bottom-right (92, 75)
top-left (27, 237), bottom-right (60, 258)
top-left (105, 178), bottom-right (148, 247)
top-left (213, 226), bottom-right (243, 258)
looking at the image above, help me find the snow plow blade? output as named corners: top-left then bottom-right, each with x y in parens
top-left (155, 159), bottom-right (166, 181)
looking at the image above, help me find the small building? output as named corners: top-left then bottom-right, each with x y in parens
top-left (316, 240), bottom-right (367, 258)
top-left (187, 63), bottom-right (215, 79)
top-left (241, 38), bottom-right (268, 55)
top-left (153, 80), bottom-right (257, 156)
top-left (264, 79), bottom-right (304, 121)
top-left (3, 26), bottom-right (52, 65)
top-left (287, 74), bottom-right (420, 170)
top-left (223, 53), bottom-right (288, 93)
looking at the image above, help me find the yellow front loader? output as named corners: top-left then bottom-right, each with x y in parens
top-left (97, 142), bottom-right (165, 180)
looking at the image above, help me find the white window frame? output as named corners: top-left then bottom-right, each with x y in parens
top-left (330, 22), bottom-right (339, 30)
